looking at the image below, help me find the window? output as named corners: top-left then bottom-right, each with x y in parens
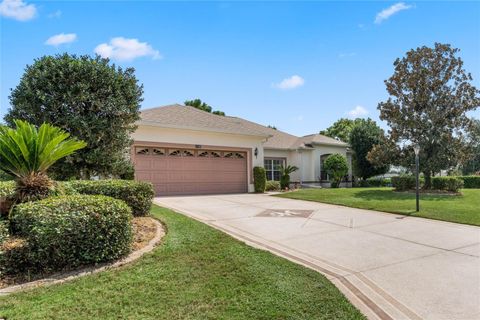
top-left (224, 152), bottom-right (245, 159)
top-left (264, 158), bottom-right (285, 181)
top-left (136, 147), bottom-right (149, 155)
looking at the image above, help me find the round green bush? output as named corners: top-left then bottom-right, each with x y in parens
top-left (64, 180), bottom-right (154, 216)
top-left (8, 195), bottom-right (133, 273)
top-left (265, 180), bottom-right (281, 191)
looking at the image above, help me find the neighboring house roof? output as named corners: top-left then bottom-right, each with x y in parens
top-left (139, 104), bottom-right (270, 138)
top-left (138, 104), bottom-right (349, 149)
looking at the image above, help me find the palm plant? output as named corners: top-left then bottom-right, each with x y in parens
top-left (0, 120), bottom-right (86, 202)
top-left (279, 165), bottom-right (299, 190)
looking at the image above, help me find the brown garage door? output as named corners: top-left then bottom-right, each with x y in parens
top-left (133, 146), bottom-right (248, 196)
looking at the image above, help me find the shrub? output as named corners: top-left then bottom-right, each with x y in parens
top-left (279, 165), bottom-right (299, 189)
top-left (391, 175), bottom-right (416, 191)
top-left (357, 178), bottom-right (390, 188)
top-left (324, 154), bottom-right (349, 188)
top-left (0, 219), bottom-right (8, 245)
top-left (5, 195), bottom-right (132, 273)
top-left (0, 181), bottom-right (15, 198)
top-left (432, 177), bottom-right (464, 192)
top-left (253, 167), bottom-right (266, 193)
top-left (458, 176), bottom-right (480, 189)
top-left (65, 180), bottom-right (154, 216)
top-left (265, 180), bottom-right (281, 191)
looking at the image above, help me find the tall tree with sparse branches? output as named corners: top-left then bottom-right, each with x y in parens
top-left (369, 43), bottom-right (480, 188)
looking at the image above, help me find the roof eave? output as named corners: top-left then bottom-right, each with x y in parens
top-left (137, 120), bottom-right (271, 139)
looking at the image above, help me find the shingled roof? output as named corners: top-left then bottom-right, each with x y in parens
top-left (139, 104), bottom-right (349, 149)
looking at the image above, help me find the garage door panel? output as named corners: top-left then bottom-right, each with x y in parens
top-left (134, 147), bottom-right (248, 196)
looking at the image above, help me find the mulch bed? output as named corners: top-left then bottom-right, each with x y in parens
top-left (0, 217), bottom-right (159, 289)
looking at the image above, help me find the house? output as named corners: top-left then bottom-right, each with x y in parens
top-left (131, 104), bottom-right (352, 196)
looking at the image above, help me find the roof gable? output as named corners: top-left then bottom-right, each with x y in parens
top-left (138, 104), bottom-right (349, 149)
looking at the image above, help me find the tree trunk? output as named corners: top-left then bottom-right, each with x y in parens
top-left (424, 171), bottom-right (432, 189)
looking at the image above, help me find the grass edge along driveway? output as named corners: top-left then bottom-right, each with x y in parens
top-left (0, 205), bottom-right (365, 320)
top-left (277, 187), bottom-right (480, 226)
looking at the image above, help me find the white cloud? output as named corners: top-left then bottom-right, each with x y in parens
top-left (45, 33), bottom-right (77, 46)
top-left (94, 37), bottom-right (162, 61)
top-left (347, 106), bottom-right (368, 118)
top-left (338, 52), bottom-right (356, 58)
top-left (273, 75), bottom-right (305, 90)
top-left (48, 10), bottom-right (62, 18)
top-left (375, 2), bottom-right (412, 24)
top-left (0, 0), bottom-right (36, 21)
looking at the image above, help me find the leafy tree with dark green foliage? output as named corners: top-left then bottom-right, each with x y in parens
top-left (320, 118), bottom-right (365, 143)
top-left (267, 125), bottom-right (277, 130)
top-left (369, 43), bottom-right (480, 188)
top-left (324, 154), bottom-right (349, 188)
top-left (349, 119), bottom-right (389, 180)
top-left (184, 99), bottom-right (225, 116)
top-left (5, 53), bottom-right (143, 180)
top-left (462, 119), bottom-right (480, 175)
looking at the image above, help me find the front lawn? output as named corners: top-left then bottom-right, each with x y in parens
top-left (278, 188), bottom-right (480, 226)
top-left (0, 205), bottom-right (364, 320)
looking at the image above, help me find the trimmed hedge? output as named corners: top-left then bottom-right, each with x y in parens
top-left (65, 180), bottom-right (154, 216)
top-left (458, 176), bottom-right (480, 189)
top-left (253, 167), bottom-right (266, 193)
top-left (0, 181), bottom-right (15, 198)
top-left (265, 180), bottom-right (281, 191)
top-left (0, 219), bottom-right (8, 245)
top-left (357, 178), bottom-right (391, 188)
top-left (431, 177), bottom-right (464, 192)
top-left (4, 195), bottom-right (132, 274)
top-left (391, 175), bottom-right (417, 191)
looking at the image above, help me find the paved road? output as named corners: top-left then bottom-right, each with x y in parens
top-left (154, 193), bottom-right (480, 320)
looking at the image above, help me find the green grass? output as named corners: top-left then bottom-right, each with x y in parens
top-left (0, 205), bottom-right (364, 320)
top-left (278, 188), bottom-right (480, 226)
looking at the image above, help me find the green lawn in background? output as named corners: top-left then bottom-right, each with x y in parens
top-left (0, 205), bottom-right (364, 320)
top-left (278, 187), bottom-right (480, 226)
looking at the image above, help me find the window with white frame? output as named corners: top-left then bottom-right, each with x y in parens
top-left (264, 158), bottom-right (285, 181)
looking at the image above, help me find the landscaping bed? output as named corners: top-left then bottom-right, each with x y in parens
top-left (278, 187), bottom-right (480, 226)
top-left (0, 205), bottom-right (365, 319)
top-left (0, 216), bottom-right (159, 289)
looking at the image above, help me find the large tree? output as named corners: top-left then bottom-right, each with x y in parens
top-left (369, 43), bottom-right (479, 188)
top-left (462, 119), bottom-right (480, 175)
top-left (320, 118), bottom-right (365, 143)
top-left (5, 53), bottom-right (143, 179)
top-left (184, 99), bottom-right (225, 116)
top-left (349, 119), bottom-right (389, 179)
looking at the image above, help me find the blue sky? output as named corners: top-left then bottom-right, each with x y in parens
top-left (1, 1), bottom-right (479, 136)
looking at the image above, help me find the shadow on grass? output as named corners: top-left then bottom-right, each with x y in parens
top-left (352, 189), bottom-right (461, 203)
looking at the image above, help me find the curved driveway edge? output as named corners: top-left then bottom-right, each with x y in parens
top-left (155, 193), bottom-right (480, 320)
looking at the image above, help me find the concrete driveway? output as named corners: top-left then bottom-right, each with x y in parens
top-left (154, 193), bottom-right (480, 320)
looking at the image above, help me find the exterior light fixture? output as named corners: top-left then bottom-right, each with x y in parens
top-left (254, 147), bottom-right (258, 158)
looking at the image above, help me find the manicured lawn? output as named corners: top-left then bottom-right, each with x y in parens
top-left (0, 205), bottom-right (364, 320)
top-left (278, 187), bottom-right (480, 226)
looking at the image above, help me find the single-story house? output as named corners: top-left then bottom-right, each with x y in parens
top-left (131, 104), bottom-right (352, 196)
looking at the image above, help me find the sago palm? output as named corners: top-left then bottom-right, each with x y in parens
top-left (0, 120), bottom-right (86, 202)
top-left (279, 165), bottom-right (299, 189)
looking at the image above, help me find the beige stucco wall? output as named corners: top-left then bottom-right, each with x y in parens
top-left (132, 124), bottom-right (266, 192)
top-left (265, 145), bottom-right (352, 183)
top-left (313, 145), bottom-right (352, 181)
